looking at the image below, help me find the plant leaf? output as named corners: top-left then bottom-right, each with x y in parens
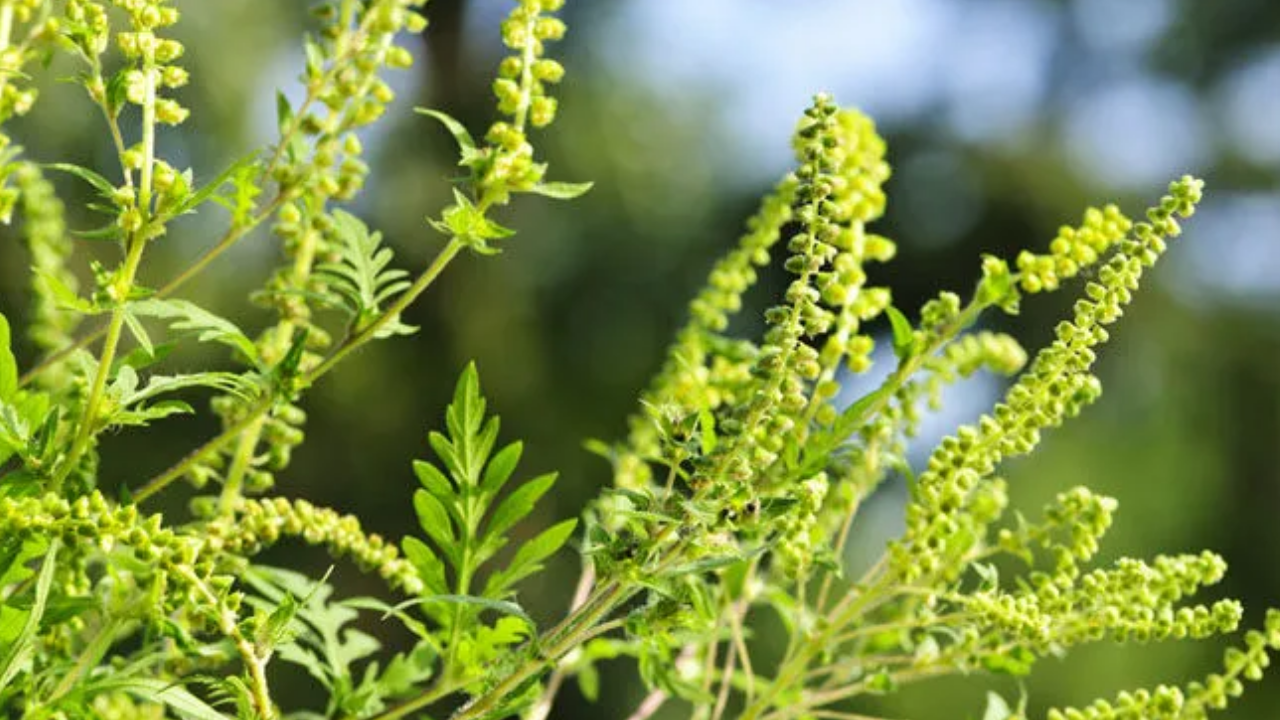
top-left (391, 594), bottom-right (535, 632)
top-left (484, 519), bottom-right (576, 598)
top-left (129, 298), bottom-right (260, 366)
top-left (526, 181), bottom-right (593, 200)
top-left (0, 313), bottom-right (16, 402)
top-left (483, 472), bottom-right (557, 545)
top-left (44, 162), bottom-right (117, 198)
top-left (412, 489), bottom-right (458, 567)
top-left (401, 536), bottom-right (448, 597)
top-left (885, 305), bottom-right (916, 360)
top-left (479, 441), bottom-right (522, 498)
top-left (415, 108), bottom-right (479, 165)
top-left (171, 151), bottom-right (262, 218)
top-left (0, 538), bottom-right (59, 689)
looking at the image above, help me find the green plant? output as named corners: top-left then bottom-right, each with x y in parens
top-left (0, 1), bottom-right (1275, 719)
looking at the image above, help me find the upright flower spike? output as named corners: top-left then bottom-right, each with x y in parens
top-left (889, 176), bottom-right (1204, 584)
top-left (473, 0), bottom-right (569, 205)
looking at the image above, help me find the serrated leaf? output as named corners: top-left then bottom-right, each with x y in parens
top-left (484, 472), bottom-right (557, 545)
top-left (0, 313), bottom-right (16, 402)
top-left (432, 190), bottom-right (515, 254)
top-left (315, 210), bottom-right (416, 339)
top-left (886, 305), bottom-right (916, 360)
top-left (129, 298), bottom-right (259, 365)
top-left (124, 371), bottom-right (260, 407)
top-left (484, 519), bottom-right (576, 598)
top-left (526, 181), bottom-right (593, 200)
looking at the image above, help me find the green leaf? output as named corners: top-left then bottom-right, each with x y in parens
top-left (981, 645), bottom-right (1036, 676)
top-left (315, 210), bottom-right (416, 339)
top-left (0, 538), bottom-right (59, 689)
top-left (413, 460), bottom-right (459, 515)
top-left (429, 190), bottom-right (515, 255)
top-left (479, 441), bottom-right (522, 498)
top-left (485, 519), bottom-right (576, 598)
top-left (91, 677), bottom-right (235, 720)
top-left (276, 90), bottom-right (294, 128)
top-left (0, 313), bottom-right (16, 402)
top-left (484, 472), bottom-right (557, 544)
top-left (661, 551), bottom-right (753, 578)
top-left (44, 162), bottom-right (117, 198)
top-left (526, 181), bottom-right (594, 200)
top-left (886, 305), bottom-right (916, 360)
top-left (401, 536), bottom-right (447, 597)
top-left (391, 594), bottom-right (535, 632)
top-left (33, 267), bottom-right (96, 313)
top-left (171, 151), bottom-right (261, 218)
top-left (413, 489), bottom-right (458, 566)
top-left (121, 308), bottom-right (155, 358)
top-left (415, 108), bottom-right (479, 165)
top-left (129, 298), bottom-right (260, 366)
top-left (697, 408), bottom-right (717, 455)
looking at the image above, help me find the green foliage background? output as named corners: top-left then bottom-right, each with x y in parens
top-left (2, 1), bottom-right (1278, 717)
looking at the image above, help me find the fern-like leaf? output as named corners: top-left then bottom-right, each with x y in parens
top-left (401, 363), bottom-right (576, 607)
top-left (316, 210), bottom-right (415, 339)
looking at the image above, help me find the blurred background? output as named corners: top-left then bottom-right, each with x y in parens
top-left (1, 0), bottom-right (1279, 717)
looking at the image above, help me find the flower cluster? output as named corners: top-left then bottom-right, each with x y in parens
top-left (1046, 610), bottom-right (1280, 720)
top-left (889, 176), bottom-right (1204, 584)
top-left (474, 0), bottom-right (568, 205)
top-left (205, 495), bottom-right (422, 595)
top-left (696, 95), bottom-right (893, 496)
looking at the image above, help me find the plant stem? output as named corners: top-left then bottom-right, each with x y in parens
top-left (446, 582), bottom-right (628, 720)
top-left (53, 235), bottom-right (148, 491)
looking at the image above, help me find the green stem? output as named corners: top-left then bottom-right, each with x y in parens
top-left (450, 582), bottom-right (629, 720)
top-left (54, 235), bottom-right (148, 490)
top-left (133, 395), bottom-right (273, 502)
top-left (219, 414), bottom-right (266, 514)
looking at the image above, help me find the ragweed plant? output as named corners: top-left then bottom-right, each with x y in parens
top-left (0, 2), bottom-right (1274, 720)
